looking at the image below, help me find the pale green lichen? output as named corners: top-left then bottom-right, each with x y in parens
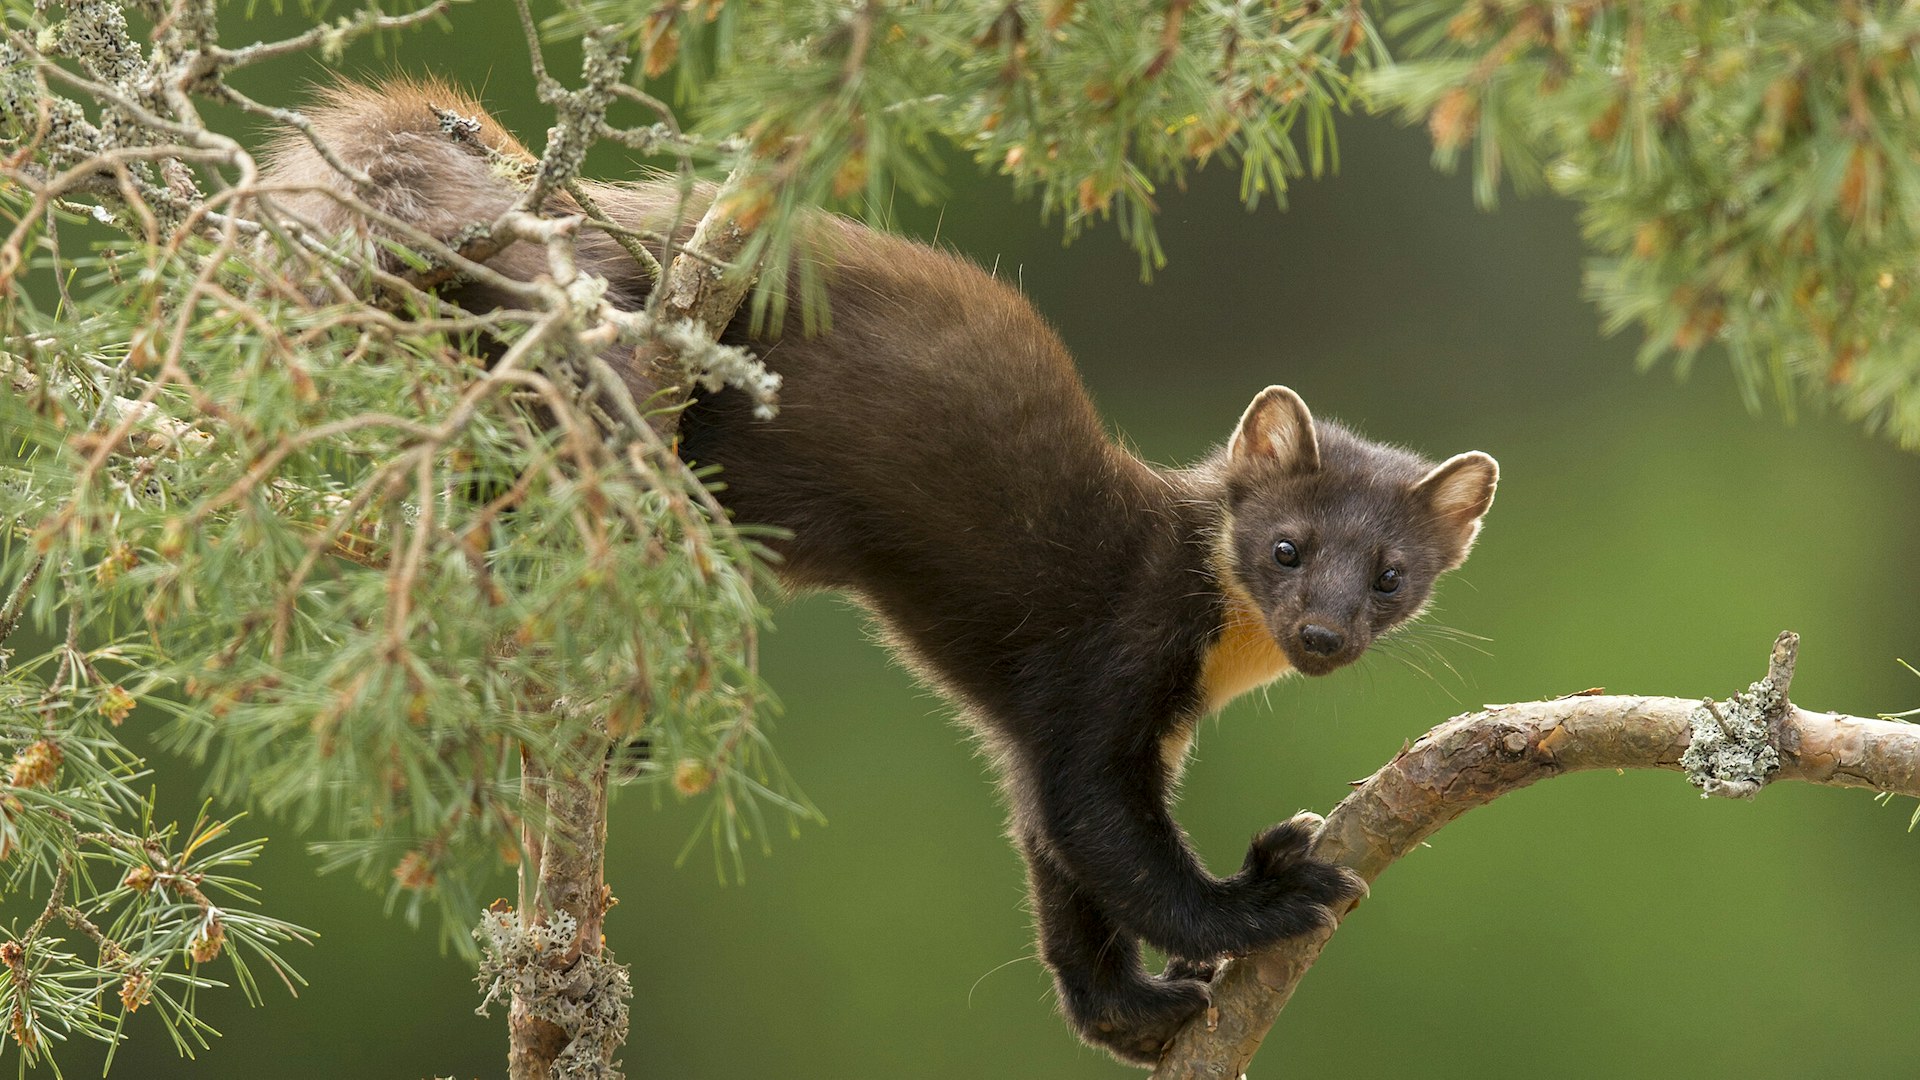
top-left (1681, 678), bottom-right (1784, 799)
top-left (474, 908), bottom-right (632, 1080)
top-left (56, 0), bottom-right (146, 87)
top-left (604, 314), bottom-right (780, 419)
top-left (530, 30), bottom-right (627, 209)
top-left (433, 105), bottom-right (485, 145)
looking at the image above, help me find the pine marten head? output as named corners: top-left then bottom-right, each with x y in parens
top-left (1212, 386), bottom-right (1498, 679)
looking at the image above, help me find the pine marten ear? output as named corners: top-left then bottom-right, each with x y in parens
top-left (1228, 386), bottom-right (1320, 472)
top-left (1415, 451), bottom-right (1499, 563)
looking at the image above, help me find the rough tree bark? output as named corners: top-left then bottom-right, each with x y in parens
top-left (1152, 633), bottom-right (1920, 1079)
top-left (507, 174), bottom-right (761, 1080)
top-left (509, 741), bottom-right (616, 1079)
top-left (631, 187), bottom-right (762, 419)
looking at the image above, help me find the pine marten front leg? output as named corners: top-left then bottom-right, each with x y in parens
top-left (1018, 733), bottom-right (1362, 1064)
top-left (993, 391), bottom-right (1494, 1063)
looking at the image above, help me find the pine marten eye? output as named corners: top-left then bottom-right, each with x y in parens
top-left (1273, 539), bottom-right (1301, 568)
top-left (1375, 567), bottom-right (1402, 594)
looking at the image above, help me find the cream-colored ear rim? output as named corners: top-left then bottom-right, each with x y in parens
top-left (1228, 385), bottom-right (1320, 472)
top-left (1416, 451), bottom-right (1499, 526)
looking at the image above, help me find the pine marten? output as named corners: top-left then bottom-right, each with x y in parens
top-left (262, 80), bottom-right (1499, 1066)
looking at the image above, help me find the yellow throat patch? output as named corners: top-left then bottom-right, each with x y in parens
top-left (1197, 591), bottom-right (1294, 714)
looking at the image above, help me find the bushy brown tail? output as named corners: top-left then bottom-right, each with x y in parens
top-left (258, 78), bottom-right (535, 249)
top-left (256, 78), bottom-right (706, 313)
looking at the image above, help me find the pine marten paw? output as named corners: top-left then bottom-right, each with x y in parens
top-left (1240, 812), bottom-right (1367, 937)
top-left (1069, 976), bottom-right (1209, 1066)
top-left (1242, 811), bottom-right (1323, 875)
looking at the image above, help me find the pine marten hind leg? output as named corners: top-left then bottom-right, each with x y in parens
top-left (1022, 841), bottom-right (1209, 1066)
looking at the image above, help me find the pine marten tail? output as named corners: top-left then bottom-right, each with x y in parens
top-left (258, 78), bottom-right (537, 250)
top-left (256, 78), bottom-right (702, 307)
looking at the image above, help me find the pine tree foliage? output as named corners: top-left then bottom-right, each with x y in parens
top-left (1, 0), bottom-right (798, 1066)
top-left (2, 0), bottom-right (1920, 1073)
top-left (1372, 0), bottom-right (1920, 446)
top-left (551, 0), bottom-right (1382, 319)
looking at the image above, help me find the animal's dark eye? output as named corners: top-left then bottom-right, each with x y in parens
top-left (1273, 540), bottom-right (1300, 568)
top-left (1375, 567), bottom-right (1401, 594)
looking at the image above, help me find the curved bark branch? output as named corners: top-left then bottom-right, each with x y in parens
top-left (1152, 633), bottom-right (1920, 1079)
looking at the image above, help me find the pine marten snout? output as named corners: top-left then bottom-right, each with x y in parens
top-left (260, 80), bottom-right (1501, 1069)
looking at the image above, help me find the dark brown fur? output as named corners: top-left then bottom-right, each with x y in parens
top-left (261, 81), bottom-right (1498, 1066)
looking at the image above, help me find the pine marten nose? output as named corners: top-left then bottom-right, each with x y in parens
top-left (1298, 624), bottom-right (1344, 656)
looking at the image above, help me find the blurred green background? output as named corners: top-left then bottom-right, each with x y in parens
top-left (35, 4), bottom-right (1920, 1077)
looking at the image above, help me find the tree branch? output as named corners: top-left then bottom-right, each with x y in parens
top-left (1153, 633), bottom-right (1920, 1079)
top-left (629, 169), bottom-right (762, 425)
top-left (506, 162), bottom-right (764, 1080)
